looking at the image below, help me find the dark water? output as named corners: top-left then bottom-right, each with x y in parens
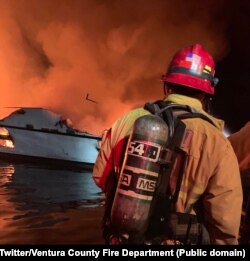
top-left (0, 160), bottom-right (105, 245)
top-left (2, 159), bottom-right (248, 246)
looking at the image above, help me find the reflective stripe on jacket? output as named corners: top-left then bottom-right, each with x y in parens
top-left (93, 94), bottom-right (242, 244)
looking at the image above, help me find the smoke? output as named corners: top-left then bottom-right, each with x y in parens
top-left (0, 0), bottom-right (234, 134)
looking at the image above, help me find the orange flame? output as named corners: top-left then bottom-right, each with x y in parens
top-left (0, 1), bottom-right (232, 135)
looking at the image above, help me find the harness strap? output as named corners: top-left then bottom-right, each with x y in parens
top-left (144, 100), bottom-right (212, 244)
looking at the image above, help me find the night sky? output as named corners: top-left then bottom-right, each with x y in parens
top-left (213, 1), bottom-right (250, 132)
top-left (0, 0), bottom-right (249, 135)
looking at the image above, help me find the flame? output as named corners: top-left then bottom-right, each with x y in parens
top-left (0, 127), bottom-right (9, 136)
top-left (0, 1), bottom-right (235, 135)
top-left (0, 128), bottom-right (14, 148)
top-left (0, 139), bottom-right (14, 149)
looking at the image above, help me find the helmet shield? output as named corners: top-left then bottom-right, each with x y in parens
top-left (162, 44), bottom-right (218, 95)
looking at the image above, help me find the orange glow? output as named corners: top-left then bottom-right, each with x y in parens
top-left (0, 127), bottom-right (9, 136)
top-left (0, 139), bottom-right (14, 149)
top-left (0, 1), bottom-right (232, 135)
top-left (0, 128), bottom-right (14, 148)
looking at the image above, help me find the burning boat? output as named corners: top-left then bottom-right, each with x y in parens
top-left (0, 108), bottom-right (101, 168)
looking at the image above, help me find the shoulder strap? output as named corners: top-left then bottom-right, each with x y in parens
top-left (144, 100), bottom-right (216, 130)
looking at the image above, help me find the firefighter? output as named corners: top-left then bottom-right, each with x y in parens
top-left (228, 122), bottom-right (250, 243)
top-left (93, 43), bottom-right (242, 244)
top-left (228, 122), bottom-right (250, 173)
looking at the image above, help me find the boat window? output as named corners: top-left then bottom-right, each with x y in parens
top-left (26, 124), bottom-right (34, 129)
top-left (41, 128), bottom-right (59, 133)
top-left (56, 118), bottom-right (73, 129)
top-left (66, 129), bottom-right (75, 134)
top-left (15, 109), bottom-right (26, 114)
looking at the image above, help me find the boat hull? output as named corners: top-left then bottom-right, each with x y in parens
top-left (0, 126), bottom-right (100, 167)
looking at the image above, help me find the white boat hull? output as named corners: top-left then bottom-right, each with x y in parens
top-left (0, 127), bottom-right (100, 165)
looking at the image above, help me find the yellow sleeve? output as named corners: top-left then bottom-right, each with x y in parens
top-left (203, 143), bottom-right (243, 244)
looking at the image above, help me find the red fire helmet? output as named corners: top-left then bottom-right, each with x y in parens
top-left (162, 44), bottom-right (219, 95)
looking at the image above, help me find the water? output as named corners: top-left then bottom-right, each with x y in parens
top-left (2, 159), bottom-right (248, 246)
top-left (0, 160), bottom-right (105, 245)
